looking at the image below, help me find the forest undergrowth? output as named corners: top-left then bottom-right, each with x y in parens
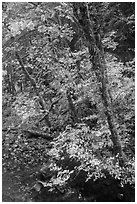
top-left (2, 2), bottom-right (135, 202)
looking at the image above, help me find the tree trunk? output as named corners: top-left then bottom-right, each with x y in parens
top-left (7, 65), bottom-right (16, 95)
top-left (66, 88), bottom-right (78, 124)
top-left (72, 2), bottom-right (127, 165)
top-left (22, 129), bottom-right (53, 140)
top-left (10, 65), bottom-right (16, 95)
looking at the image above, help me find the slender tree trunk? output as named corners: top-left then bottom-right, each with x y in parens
top-left (7, 65), bottom-right (16, 95)
top-left (7, 73), bottom-right (12, 94)
top-left (73, 2), bottom-right (127, 165)
top-left (66, 88), bottom-right (78, 124)
top-left (10, 65), bottom-right (16, 95)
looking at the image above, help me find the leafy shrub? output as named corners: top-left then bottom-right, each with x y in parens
top-left (40, 124), bottom-right (134, 193)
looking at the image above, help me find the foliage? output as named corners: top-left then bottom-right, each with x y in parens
top-left (41, 124), bottom-right (135, 188)
top-left (103, 2), bottom-right (135, 63)
top-left (2, 2), bottom-right (134, 202)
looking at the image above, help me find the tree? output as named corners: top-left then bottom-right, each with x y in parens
top-left (2, 2), bottom-right (135, 202)
top-left (72, 2), bottom-right (127, 165)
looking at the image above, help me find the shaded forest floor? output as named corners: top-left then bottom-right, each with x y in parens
top-left (2, 163), bottom-right (35, 201)
top-left (2, 129), bottom-right (50, 201)
top-left (2, 101), bottom-right (50, 201)
top-left (2, 130), bottom-right (81, 202)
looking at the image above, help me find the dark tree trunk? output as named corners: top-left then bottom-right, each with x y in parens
top-left (66, 88), bottom-right (78, 124)
top-left (72, 2), bottom-right (127, 165)
top-left (10, 65), bottom-right (16, 95)
top-left (7, 65), bottom-right (16, 95)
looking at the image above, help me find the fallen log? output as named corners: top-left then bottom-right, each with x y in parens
top-left (22, 129), bottom-right (53, 140)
